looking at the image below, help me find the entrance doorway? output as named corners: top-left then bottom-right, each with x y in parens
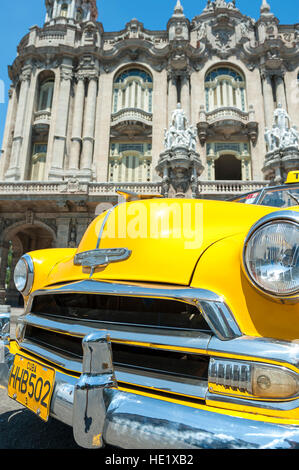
top-left (214, 154), bottom-right (242, 180)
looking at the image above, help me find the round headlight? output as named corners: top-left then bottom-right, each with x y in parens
top-left (14, 255), bottom-right (34, 295)
top-left (244, 218), bottom-right (299, 297)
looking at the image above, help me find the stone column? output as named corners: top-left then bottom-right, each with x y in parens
top-left (94, 70), bottom-right (113, 182)
top-left (5, 68), bottom-right (31, 181)
top-left (49, 66), bottom-right (72, 180)
top-left (180, 74), bottom-right (190, 122)
top-left (261, 71), bottom-right (275, 128)
top-left (69, 76), bottom-right (85, 170)
top-left (152, 69), bottom-right (168, 181)
top-left (275, 74), bottom-right (287, 110)
top-left (168, 74), bottom-right (178, 125)
top-left (80, 75), bottom-right (98, 177)
top-left (20, 71), bottom-right (38, 180)
top-left (55, 218), bottom-right (71, 248)
top-left (0, 86), bottom-right (17, 180)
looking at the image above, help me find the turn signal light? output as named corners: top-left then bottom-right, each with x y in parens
top-left (209, 359), bottom-right (299, 400)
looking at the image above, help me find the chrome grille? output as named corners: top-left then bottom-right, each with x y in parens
top-left (19, 280), bottom-right (242, 400)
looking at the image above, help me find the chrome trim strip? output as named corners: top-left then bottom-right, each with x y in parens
top-left (112, 367), bottom-right (208, 400)
top-left (209, 335), bottom-right (299, 370)
top-left (245, 211), bottom-right (299, 241)
top-left (20, 254), bottom-right (35, 296)
top-left (30, 279), bottom-right (242, 341)
top-left (206, 391), bottom-right (299, 412)
top-left (20, 339), bottom-right (82, 371)
top-left (20, 338), bottom-right (208, 400)
top-left (23, 313), bottom-right (212, 353)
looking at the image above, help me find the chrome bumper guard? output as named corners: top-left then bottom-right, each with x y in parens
top-left (1, 329), bottom-right (299, 449)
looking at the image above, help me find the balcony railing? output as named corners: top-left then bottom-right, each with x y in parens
top-left (33, 110), bottom-right (52, 128)
top-left (197, 105), bottom-right (258, 145)
top-left (111, 108), bottom-right (153, 127)
top-left (205, 107), bottom-right (249, 125)
top-left (0, 180), bottom-right (268, 197)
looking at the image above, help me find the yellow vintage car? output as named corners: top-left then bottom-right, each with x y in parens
top-left (0, 172), bottom-right (298, 449)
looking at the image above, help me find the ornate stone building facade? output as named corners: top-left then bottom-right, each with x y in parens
top-left (0, 0), bottom-right (298, 303)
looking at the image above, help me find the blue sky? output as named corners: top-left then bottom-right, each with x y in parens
top-left (0, 0), bottom-right (298, 146)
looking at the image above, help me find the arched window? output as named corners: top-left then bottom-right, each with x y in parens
top-left (37, 79), bottom-right (54, 111)
top-left (205, 67), bottom-right (247, 112)
top-left (60, 3), bottom-right (68, 18)
top-left (112, 68), bottom-right (153, 114)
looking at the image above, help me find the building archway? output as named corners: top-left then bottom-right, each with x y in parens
top-left (0, 222), bottom-right (55, 306)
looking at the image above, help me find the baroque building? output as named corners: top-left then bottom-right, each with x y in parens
top-left (0, 0), bottom-right (298, 303)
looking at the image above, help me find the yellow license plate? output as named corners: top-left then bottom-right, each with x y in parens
top-left (8, 354), bottom-right (55, 422)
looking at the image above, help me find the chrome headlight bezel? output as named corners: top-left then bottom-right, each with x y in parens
top-left (243, 211), bottom-right (299, 300)
top-left (14, 254), bottom-right (34, 296)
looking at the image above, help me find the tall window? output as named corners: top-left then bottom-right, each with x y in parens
top-left (37, 79), bottom-right (54, 112)
top-left (112, 69), bottom-right (153, 114)
top-left (205, 67), bottom-right (247, 112)
top-left (108, 143), bottom-right (152, 183)
top-left (60, 3), bottom-right (68, 17)
top-left (30, 143), bottom-right (47, 181)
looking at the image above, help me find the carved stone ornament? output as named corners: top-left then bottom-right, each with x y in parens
top-left (60, 68), bottom-right (73, 81)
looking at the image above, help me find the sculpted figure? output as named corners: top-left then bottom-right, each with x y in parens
top-left (273, 103), bottom-right (290, 132)
top-left (264, 127), bottom-right (273, 151)
top-left (289, 126), bottom-right (299, 147)
top-left (187, 126), bottom-right (197, 151)
top-left (172, 103), bottom-right (188, 131)
top-left (271, 126), bottom-right (281, 150)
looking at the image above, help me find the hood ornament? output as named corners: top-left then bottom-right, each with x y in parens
top-left (74, 248), bottom-right (131, 269)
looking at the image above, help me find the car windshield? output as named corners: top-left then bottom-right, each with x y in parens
top-left (231, 184), bottom-right (299, 208)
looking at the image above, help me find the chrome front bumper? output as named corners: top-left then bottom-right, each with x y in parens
top-left (1, 328), bottom-right (299, 449)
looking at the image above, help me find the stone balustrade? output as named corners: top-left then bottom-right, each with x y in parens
top-left (0, 180), bottom-right (268, 197)
top-left (199, 180), bottom-right (268, 194)
top-left (33, 110), bottom-right (52, 128)
top-left (111, 108), bottom-right (153, 126)
top-left (205, 107), bottom-right (249, 124)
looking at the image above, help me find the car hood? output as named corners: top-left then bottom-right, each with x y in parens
top-left (47, 199), bottom-right (278, 286)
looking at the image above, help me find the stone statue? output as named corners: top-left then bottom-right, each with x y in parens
top-left (163, 104), bottom-right (198, 151)
top-left (290, 126), bottom-right (299, 146)
top-left (281, 126), bottom-right (299, 149)
top-left (265, 105), bottom-right (299, 153)
top-left (273, 103), bottom-right (290, 132)
top-left (171, 103), bottom-right (188, 131)
top-left (264, 127), bottom-right (272, 150)
top-left (187, 126), bottom-right (197, 151)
